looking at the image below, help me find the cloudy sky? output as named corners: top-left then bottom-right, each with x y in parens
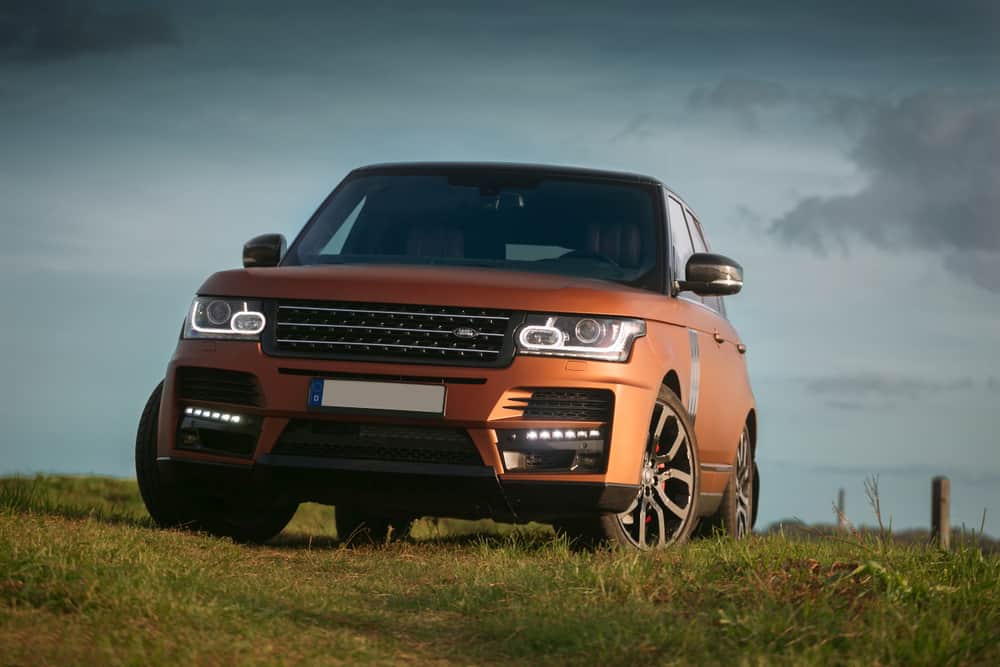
top-left (2, 0), bottom-right (999, 533)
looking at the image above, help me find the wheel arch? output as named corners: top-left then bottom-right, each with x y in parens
top-left (662, 370), bottom-right (682, 404)
top-left (745, 408), bottom-right (757, 455)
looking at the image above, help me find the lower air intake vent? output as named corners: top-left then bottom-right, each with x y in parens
top-left (177, 367), bottom-right (263, 407)
top-left (507, 388), bottom-right (613, 421)
top-left (272, 421), bottom-right (483, 466)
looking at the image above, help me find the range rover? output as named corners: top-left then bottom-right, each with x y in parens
top-left (135, 162), bottom-right (758, 549)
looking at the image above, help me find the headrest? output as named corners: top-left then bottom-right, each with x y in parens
top-left (405, 223), bottom-right (465, 258)
top-left (584, 222), bottom-right (641, 268)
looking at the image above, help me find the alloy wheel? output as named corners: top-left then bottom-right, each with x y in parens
top-left (616, 399), bottom-right (696, 548)
top-left (734, 427), bottom-right (753, 538)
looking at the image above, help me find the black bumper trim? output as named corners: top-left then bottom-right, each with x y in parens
top-left (157, 455), bottom-right (639, 522)
top-left (499, 479), bottom-right (639, 519)
top-left (258, 453), bottom-right (496, 478)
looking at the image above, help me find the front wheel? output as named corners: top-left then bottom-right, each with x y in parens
top-left (558, 386), bottom-right (700, 549)
top-left (135, 381), bottom-right (197, 527)
top-left (135, 381), bottom-right (297, 543)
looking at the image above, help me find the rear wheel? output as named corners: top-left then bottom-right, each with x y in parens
top-left (699, 424), bottom-right (754, 538)
top-left (196, 498), bottom-right (299, 544)
top-left (135, 381), bottom-right (297, 543)
top-left (334, 505), bottom-right (412, 544)
top-left (558, 386), bottom-right (700, 549)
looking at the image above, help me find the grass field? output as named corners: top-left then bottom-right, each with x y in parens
top-left (1, 476), bottom-right (998, 666)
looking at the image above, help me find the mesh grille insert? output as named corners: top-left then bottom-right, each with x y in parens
top-left (268, 301), bottom-right (514, 366)
top-left (272, 421), bottom-right (484, 466)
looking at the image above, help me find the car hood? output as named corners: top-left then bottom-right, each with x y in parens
top-left (199, 264), bottom-right (673, 321)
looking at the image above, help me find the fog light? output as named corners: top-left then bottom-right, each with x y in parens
top-left (502, 451), bottom-right (526, 469)
top-left (177, 406), bottom-right (259, 458)
top-left (497, 426), bottom-right (608, 473)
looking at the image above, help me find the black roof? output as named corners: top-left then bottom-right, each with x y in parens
top-left (352, 161), bottom-right (663, 186)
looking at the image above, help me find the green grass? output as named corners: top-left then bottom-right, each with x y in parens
top-left (1, 476), bottom-right (998, 666)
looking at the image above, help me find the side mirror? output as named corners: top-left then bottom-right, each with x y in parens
top-left (243, 234), bottom-right (287, 268)
top-left (677, 252), bottom-right (743, 296)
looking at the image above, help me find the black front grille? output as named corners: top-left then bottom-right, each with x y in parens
top-left (267, 301), bottom-right (514, 366)
top-left (506, 389), bottom-right (613, 421)
top-left (272, 421), bottom-right (483, 466)
top-left (177, 367), bottom-right (262, 406)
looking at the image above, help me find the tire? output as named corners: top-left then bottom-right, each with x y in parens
top-left (196, 499), bottom-right (300, 544)
top-left (136, 381), bottom-right (197, 527)
top-left (335, 505), bottom-right (412, 544)
top-left (557, 386), bottom-right (700, 549)
top-left (135, 381), bottom-right (297, 543)
top-left (699, 424), bottom-right (754, 538)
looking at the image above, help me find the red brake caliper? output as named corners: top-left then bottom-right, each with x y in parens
top-left (647, 441), bottom-right (661, 523)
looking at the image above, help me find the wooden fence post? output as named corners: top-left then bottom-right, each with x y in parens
top-left (932, 476), bottom-right (950, 550)
top-left (837, 488), bottom-right (847, 531)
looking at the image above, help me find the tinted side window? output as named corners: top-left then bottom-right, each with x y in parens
top-left (667, 196), bottom-right (694, 280)
top-left (667, 195), bottom-right (703, 305)
top-left (685, 209), bottom-right (725, 316)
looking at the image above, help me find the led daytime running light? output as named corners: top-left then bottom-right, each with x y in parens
top-left (516, 315), bottom-right (645, 362)
top-left (185, 406), bottom-right (244, 424)
top-left (190, 300), bottom-right (266, 336)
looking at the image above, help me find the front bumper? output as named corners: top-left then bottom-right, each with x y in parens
top-left (157, 455), bottom-right (639, 522)
top-left (157, 337), bottom-right (666, 521)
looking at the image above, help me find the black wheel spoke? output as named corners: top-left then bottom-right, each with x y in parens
top-left (733, 428), bottom-right (752, 538)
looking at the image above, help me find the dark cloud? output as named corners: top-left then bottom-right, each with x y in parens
top-left (0, 0), bottom-right (176, 62)
top-left (771, 92), bottom-right (1000, 289)
top-left (687, 78), bottom-right (883, 133)
top-left (689, 78), bottom-right (789, 113)
top-left (804, 374), bottom-right (976, 400)
top-left (824, 399), bottom-right (872, 412)
top-left (687, 79), bottom-right (791, 130)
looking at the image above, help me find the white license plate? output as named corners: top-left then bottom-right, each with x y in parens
top-left (308, 379), bottom-right (446, 415)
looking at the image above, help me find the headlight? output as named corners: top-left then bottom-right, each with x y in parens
top-left (516, 314), bottom-right (645, 362)
top-left (183, 297), bottom-right (266, 340)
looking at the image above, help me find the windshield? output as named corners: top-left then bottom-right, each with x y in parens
top-left (283, 170), bottom-right (662, 287)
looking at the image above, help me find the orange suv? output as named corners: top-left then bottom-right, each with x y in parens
top-left (136, 163), bottom-right (758, 549)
